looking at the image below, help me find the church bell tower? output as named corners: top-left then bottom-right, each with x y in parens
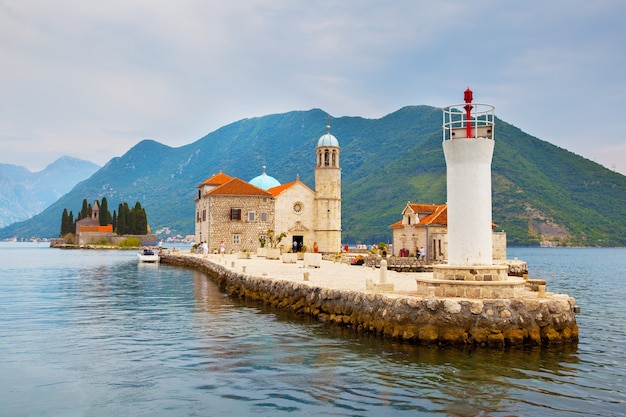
top-left (314, 122), bottom-right (342, 253)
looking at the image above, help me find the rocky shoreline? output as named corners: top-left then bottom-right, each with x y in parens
top-left (161, 253), bottom-right (579, 348)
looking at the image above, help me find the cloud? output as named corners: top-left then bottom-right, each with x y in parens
top-left (1, 0), bottom-right (625, 175)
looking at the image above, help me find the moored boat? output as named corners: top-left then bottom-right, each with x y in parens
top-left (138, 248), bottom-right (160, 263)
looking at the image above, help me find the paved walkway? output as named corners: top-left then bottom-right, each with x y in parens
top-left (179, 252), bottom-right (430, 297)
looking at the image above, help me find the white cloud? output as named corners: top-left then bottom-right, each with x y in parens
top-left (1, 0), bottom-right (625, 175)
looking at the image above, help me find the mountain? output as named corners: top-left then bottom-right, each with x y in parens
top-left (0, 157), bottom-right (100, 228)
top-left (1, 107), bottom-right (625, 246)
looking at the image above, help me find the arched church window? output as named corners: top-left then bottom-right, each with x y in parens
top-left (324, 149), bottom-right (330, 166)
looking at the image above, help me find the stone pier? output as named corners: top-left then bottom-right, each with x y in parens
top-left (160, 253), bottom-right (578, 347)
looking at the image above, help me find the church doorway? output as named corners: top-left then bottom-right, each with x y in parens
top-left (292, 235), bottom-right (304, 252)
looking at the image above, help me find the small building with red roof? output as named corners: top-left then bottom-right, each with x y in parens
top-left (390, 201), bottom-right (506, 263)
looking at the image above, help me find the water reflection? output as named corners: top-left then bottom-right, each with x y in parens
top-left (187, 269), bottom-right (588, 416)
top-left (1, 244), bottom-right (624, 416)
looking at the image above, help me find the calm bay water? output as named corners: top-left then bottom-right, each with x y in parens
top-left (0, 243), bottom-right (624, 417)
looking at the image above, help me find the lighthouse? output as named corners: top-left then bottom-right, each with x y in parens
top-left (442, 88), bottom-right (495, 266)
top-left (419, 89), bottom-right (529, 297)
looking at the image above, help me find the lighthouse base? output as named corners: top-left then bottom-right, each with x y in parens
top-left (433, 264), bottom-right (508, 281)
top-left (419, 265), bottom-right (523, 299)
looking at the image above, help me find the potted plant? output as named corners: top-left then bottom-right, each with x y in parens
top-left (266, 230), bottom-right (286, 260)
top-left (297, 245), bottom-right (307, 260)
top-left (257, 236), bottom-right (267, 257)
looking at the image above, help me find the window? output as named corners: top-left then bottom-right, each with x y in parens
top-left (202, 209), bottom-right (206, 221)
top-left (230, 208), bottom-right (242, 221)
top-left (248, 211), bottom-right (256, 222)
top-left (261, 212), bottom-right (268, 222)
top-left (233, 234), bottom-right (241, 245)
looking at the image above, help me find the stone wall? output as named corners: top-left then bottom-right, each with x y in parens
top-left (208, 195), bottom-right (275, 253)
top-left (77, 232), bottom-right (156, 245)
top-left (161, 254), bottom-right (578, 348)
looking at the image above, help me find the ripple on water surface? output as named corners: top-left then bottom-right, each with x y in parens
top-left (0, 244), bottom-right (625, 416)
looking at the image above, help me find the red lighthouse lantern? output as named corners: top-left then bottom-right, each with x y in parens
top-left (464, 87), bottom-right (473, 138)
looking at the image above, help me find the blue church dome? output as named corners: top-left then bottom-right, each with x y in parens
top-left (317, 133), bottom-right (339, 147)
top-left (249, 166), bottom-right (281, 190)
top-left (317, 125), bottom-right (339, 147)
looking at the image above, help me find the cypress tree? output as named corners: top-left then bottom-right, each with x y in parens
top-left (99, 197), bottom-right (112, 226)
top-left (60, 208), bottom-right (69, 236)
top-left (116, 203), bottom-right (127, 235)
top-left (134, 202), bottom-right (148, 234)
top-left (127, 204), bottom-right (137, 234)
top-left (78, 199), bottom-right (89, 220)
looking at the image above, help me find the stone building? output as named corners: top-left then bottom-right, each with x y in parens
top-left (390, 201), bottom-right (506, 263)
top-left (75, 200), bottom-right (114, 245)
top-left (195, 174), bottom-right (276, 253)
top-left (73, 199), bottom-right (156, 245)
top-left (194, 127), bottom-right (342, 254)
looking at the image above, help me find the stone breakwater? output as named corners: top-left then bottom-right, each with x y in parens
top-left (161, 254), bottom-right (578, 347)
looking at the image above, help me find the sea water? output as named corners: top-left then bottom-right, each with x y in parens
top-left (0, 243), bottom-right (624, 416)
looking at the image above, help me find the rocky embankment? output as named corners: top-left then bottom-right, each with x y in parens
top-left (161, 253), bottom-right (578, 347)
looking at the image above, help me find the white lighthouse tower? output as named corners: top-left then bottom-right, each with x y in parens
top-left (420, 89), bottom-right (524, 295)
top-left (443, 88), bottom-right (495, 266)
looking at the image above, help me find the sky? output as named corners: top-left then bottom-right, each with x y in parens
top-left (1, 0), bottom-right (626, 175)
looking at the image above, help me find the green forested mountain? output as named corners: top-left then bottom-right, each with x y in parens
top-left (2, 106), bottom-right (625, 246)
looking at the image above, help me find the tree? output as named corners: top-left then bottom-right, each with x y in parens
top-left (60, 208), bottom-right (69, 236)
top-left (116, 203), bottom-right (128, 235)
top-left (127, 204), bottom-right (136, 234)
top-left (78, 199), bottom-right (90, 220)
top-left (134, 202), bottom-right (148, 234)
top-left (99, 197), bottom-right (112, 226)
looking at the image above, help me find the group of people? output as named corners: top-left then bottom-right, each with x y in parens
top-left (197, 241), bottom-right (209, 257)
top-left (417, 247), bottom-right (425, 262)
top-left (197, 241), bottom-right (226, 258)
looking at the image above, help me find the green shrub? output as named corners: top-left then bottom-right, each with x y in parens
top-left (120, 237), bottom-right (142, 247)
top-left (62, 233), bottom-right (75, 244)
top-left (93, 238), bottom-right (114, 246)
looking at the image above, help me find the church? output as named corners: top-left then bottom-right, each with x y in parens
top-left (194, 126), bottom-right (342, 254)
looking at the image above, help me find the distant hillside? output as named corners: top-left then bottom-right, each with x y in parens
top-left (0, 157), bottom-right (100, 228)
top-left (1, 107), bottom-right (625, 246)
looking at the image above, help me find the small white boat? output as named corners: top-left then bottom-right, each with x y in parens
top-left (138, 248), bottom-right (160, 263)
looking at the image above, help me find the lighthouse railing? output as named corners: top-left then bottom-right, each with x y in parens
top-left (442, 103), bottom-right (495, 141)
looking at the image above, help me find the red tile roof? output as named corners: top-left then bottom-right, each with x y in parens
top-left (267, 181), bottom-right (297, 197)
top-left (391, 203), bottom-right (448, 228)
top-left (209, 177), bottom-right (272, 197)
top-left (199, 171), bottom-right (233, 187)
top-left (419, 204), bottom-right (447, 225)
top-left (408, 203), bottom-right (441, 214)
top-left (394, 203), bottom-right (500, 228)
top-left (390, 220), bottom-right (403, 228)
